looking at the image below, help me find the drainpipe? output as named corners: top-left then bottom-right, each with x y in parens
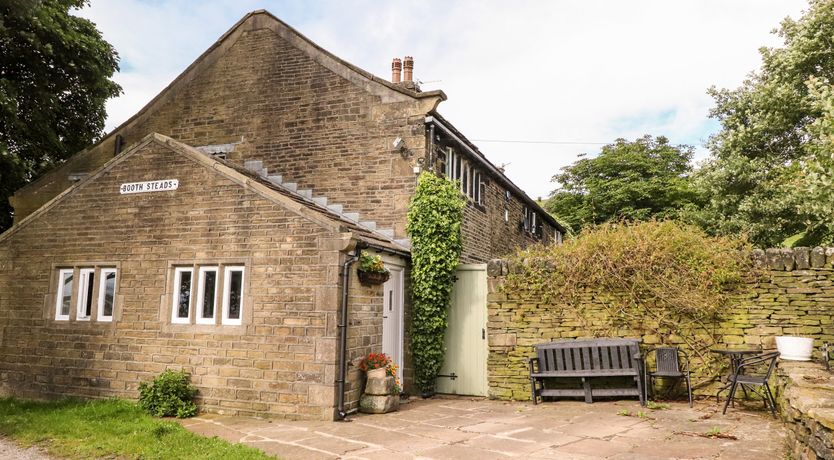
top-left (336, 243), bottom-right (365, 421)
top-left (428, 122), bottom-right (436, 172)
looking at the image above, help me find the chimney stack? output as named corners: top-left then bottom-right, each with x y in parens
top-left (391, 58), bottom-right (402, 83)
top-left (403, 56), bottom-right (414, 82)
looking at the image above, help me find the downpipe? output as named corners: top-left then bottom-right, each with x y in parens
top-left (336, 245), bottom-right (363, 421)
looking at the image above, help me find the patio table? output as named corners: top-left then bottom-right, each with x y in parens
top-left (711, 347), bottom-right (761, 402)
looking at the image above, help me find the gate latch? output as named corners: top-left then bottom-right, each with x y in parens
top-left (437, 372), bottom-right (458, 381)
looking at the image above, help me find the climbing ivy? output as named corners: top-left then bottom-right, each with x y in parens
top-left (407, 172), bottom-right (465, 393)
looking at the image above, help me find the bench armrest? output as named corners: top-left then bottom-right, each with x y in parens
top-left (529, 357), bottom-right (539, 375)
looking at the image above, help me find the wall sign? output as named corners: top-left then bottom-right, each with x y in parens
top-left (119, 179), bottom-right (179, 195)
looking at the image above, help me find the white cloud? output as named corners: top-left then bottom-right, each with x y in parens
top-left (79, 0), bottom-right (808, 199)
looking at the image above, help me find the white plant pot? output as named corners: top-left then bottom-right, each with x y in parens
top-left (775, 336), bottom-right (815, 361)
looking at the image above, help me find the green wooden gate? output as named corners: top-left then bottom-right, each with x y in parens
top-left (435, 264), bottom-right (488, 396)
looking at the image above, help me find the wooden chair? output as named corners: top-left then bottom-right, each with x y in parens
top-left (644, 347), bottom-right (692, 407)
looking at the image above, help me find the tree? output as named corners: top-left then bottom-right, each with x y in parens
top-left (0, 0), bottom-right (121, 231)
top-left (693, 0), bottom-right (834, 247)
top-left (544, 135), bottom-right (697, 233)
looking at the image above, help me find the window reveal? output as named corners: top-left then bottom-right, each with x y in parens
top-left (55, 269), bottom-right (73, 321)
top-left (196, 267), bottom-right (218, 325)
top-left (172, 268), bottom-right (193, 324)
top-left (97, 268), bottom-right (117, 321)
top-left (222, 266), bottom-right (245, 326)
top-left (76, 268), bottom-right (95, 321)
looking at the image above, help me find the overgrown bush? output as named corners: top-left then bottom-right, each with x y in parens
top-left (138, 370), bottom-right (198, 418)
top-left (504, 220), bottom-right (754, 383)
top-left (406, 172), bottom-right (465, 394)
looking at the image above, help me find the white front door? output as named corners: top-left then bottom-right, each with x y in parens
top-left (382, 263), bottom-right (404, 381)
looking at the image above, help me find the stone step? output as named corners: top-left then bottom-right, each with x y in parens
top-left (394, 238), bottom-right (412, 249)
top-left (312, 197), bottom-right (328, 207)
top-left (298, 189), bottom-right (312, 199)
top-left (257, 168), bottom-right (267, 178)
top-left (359, 221), bottom-right (377, 231)
top-left (283, 182), bottom-right (297, 192)
top-left (267, 175), bottom-right (282, 184)
top-left (377, 229), bottom-right (395, 238)
top-left (343, 212), bottom-right (360, 222)
top-left (244, 159), bottom-right (263, 171)
top-left (327, 204), bottom-right (343, 214)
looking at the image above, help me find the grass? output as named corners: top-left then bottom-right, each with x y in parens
top-left (0, 397), bottom-right (274, 459)
top-left (646, 401), bottom-right (670, 410)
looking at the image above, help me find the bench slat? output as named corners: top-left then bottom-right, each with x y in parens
top-left (532, 369), bottom-right (639, 377)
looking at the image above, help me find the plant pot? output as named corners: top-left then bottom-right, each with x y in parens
top-left (775, 336), bottom-right (814, 361)
top-left (366, 367), bottom-right (387, 379)
top-left (358, 270), bottom-right (390, 286)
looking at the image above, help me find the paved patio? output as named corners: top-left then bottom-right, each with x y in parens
top-left (180, 396), bottom-right (787, 459)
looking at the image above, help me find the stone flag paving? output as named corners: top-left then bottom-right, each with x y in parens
top-left (180, 397), bottom-right (787, 459)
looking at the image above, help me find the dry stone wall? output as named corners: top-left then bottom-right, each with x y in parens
top-left (486, 247), bottom-right (834, 401)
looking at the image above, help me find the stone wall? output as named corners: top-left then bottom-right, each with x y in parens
top-left (486, 247), bottom-right (834, 401)
top-left (774, 362), bottom-right (834, 460)
top-left (0, 140), bottom-right (365, 420)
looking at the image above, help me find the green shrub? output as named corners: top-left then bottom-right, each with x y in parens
top-left (138, 370), bottom-right (198, 418)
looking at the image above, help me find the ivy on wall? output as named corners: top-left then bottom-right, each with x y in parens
top-left (406, 172), bottom-right (465, 393)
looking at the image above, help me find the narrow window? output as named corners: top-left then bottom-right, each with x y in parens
top-left (97, 268), bottom-right (117, 322)
top-left (55, 269), bottom-right (73, 321)
top-left (474, 171), bottom-right (483, 205)
top-left (76, 268), bottom-right (95, 321)
top-left (172, 267), bottom-right (193, 324)
top-left (222, 266), bottom-right (245, 325)
top-left (453, 152), bottom-right (462, 181)
top-left (437, 149), bottom-right (447, 177)
top-left (196, 267), bottom-right (218, 325)
top-left (504, 208), bottom-right (509, 222)
top-left (523, 207), bottom-right (530, 232)
top-left (531, 212), bottom-right (538, 235)
top-left (461, 163), bottom-right (469, 195)
top-left (555, 230), bottom-right (563, 244)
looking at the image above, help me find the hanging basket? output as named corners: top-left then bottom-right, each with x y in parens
top-left (358, 270), bottom-right (390, 286)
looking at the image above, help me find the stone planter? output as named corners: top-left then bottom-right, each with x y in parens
top-left (366, 367), bottom-right (387, 380)
top-left (776, 336), bottom-right (814, 361)
top-left (358, 270), bottom-right (389, 286)
top-left (359, 375), bottom-right (399, 414)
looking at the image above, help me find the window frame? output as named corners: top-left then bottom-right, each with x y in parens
top-left (221, 266), bottom-right (245, 326)
top-left (55, 269), bottom-right (74, 321)
top-left (196, 266), bottom-right (219, 325)
top-left (171, 267), bottom-right (194, 324)
top-left (96, 268), bottom-right (117, 322)
top-left (76, 268), bottom-right (95, 321)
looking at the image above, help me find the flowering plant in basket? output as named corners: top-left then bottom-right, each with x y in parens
top-left (357, 251), bottom-right (390, 285)
top-left (359, 352), bottom-right (391, 371)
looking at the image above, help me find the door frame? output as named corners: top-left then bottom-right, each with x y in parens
top-left (380, 254), bottom-right (405, 381)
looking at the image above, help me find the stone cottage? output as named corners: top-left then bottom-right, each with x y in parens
top-left (0, 10), bottom-right (563, 420)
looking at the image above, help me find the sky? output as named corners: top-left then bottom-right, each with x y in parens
top-left (77, 0), bottom-right (809, 200)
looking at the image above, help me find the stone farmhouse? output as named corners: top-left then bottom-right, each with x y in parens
top-left (0, 10), bottom-right (563, 420)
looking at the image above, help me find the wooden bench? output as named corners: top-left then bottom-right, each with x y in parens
top-left (529, 338), bottom-right (645, 406)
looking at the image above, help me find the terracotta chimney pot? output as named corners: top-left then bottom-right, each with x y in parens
top-left (391, 58), bottom-right (402, 83)
top-left (403, 56), bottom-right (413, 82)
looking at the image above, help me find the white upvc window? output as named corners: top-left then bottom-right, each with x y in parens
top-left (196, 266), bottom-right (219, 325)
top-left (172, 267), bottom-right (193, 324)
top-left (76, 268), bottom-right (95, 321)
top-left (474, 171), bottom-right (483, 205)
top-left (222, 266), bottom-right (245, 326)
top-left (97, 268), bottom-right (117, 322)
top-left (55, 269), bottom-right (74, 321)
